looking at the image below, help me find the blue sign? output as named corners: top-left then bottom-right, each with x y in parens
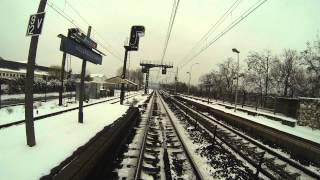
top-left (59, 36), bottom-right (102, 65)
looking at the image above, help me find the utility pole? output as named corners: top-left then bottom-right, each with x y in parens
top-left (174, 67), bottom-right (178, 95)
top-left (78, 26), bottom-right (92, 123)
top-left (120, 46), bottom-right (129, 105)
top-left (187, 62), bottom-right (199, 95)
top-left (187, 72), bottom-right (191, 95)
top-left (44, 76), bottom-right (47, 102)
top-left (25, 0), bottom-right (47, 147)
top-left (265, 56), bottom-right (269, 97)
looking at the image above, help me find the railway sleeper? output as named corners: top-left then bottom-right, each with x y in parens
top-left (142, 166), bottom-right (161, 175)
top-left (145, 148), bottom-right (160, 154)
top-left (144, 156), bottom-right (160, 166)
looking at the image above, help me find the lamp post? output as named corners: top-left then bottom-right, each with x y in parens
top-left (187, 62), bottom-right (199, 95)
top-left (186, 72), bottom-right (190, 95)
top-left (232, 48), bottom-right (240, 112)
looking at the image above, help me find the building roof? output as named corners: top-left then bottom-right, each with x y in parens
top-left (89, 74), bottom-right (106, 78)
top-left (0, 67), bottom-right (48, 76)
top-left (0, 59), bottom-right (50, 72)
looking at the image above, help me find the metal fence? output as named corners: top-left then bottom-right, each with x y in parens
top-left (193, 90), bottom-right (299, 119)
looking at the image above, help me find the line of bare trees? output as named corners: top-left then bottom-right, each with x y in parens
top-left (199, 35), bottom-right (320, 98)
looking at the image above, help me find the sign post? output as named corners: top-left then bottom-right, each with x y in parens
top-left (78, 26), bottom-right (91, 123)
top-left (59, 30), bottom-right (72, 106)
top-left (25, 0), bottom-right (47, 147)
top-left (58, 26), bottom-right (104, 123)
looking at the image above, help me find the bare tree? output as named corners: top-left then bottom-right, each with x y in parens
top-left (301, 36), bottom-right (320, 97)
top-left (217, 58), bottom-right (237, 94)
top-left (246, 49), bottom-right (273, 97)
top-left (275, 49), bottom-right (300, 97)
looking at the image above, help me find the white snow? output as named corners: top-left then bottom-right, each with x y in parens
top-left (0, 102), bottom-right (129, 180)
top-left (1, 92), bottom-right (64, 101)
top-left (0, 91), bottom-right (141, 126)
top-left (180, 95), bottom-right (320, 144)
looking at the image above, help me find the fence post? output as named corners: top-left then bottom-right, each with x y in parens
top-left (255, 94), bottom-right (258, 111)
top-left (212, 125), bottom-right (217, 145)
top-left (242, 91), bottom-right (245, 108)
top-left (273, 96), bottom-right (277, 115)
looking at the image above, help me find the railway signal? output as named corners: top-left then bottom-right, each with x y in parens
top-left (140, 62), bottom-right (173, 94)
top-left (120, 25), bottom-right (145, 105)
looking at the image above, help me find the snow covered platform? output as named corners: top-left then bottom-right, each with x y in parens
top-left (177, 95), bottom-right (320, 145)
top-left (0, 102), bottom-right (140, 180)
top-left (181, 94), bottom-right (297, 127)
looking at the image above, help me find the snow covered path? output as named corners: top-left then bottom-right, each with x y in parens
top-left (0, 102), bottom-right (129, 180)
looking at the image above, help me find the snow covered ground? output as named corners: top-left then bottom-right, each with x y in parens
top-left (0, 102), bottom-right (129, 180)
top-left (0, 90), bottom-right (148, 180)
top-left (180, 95), bottom-right (320, 144)
top-left (0, 91), bottom-right (138, 126)
top-left (1, 92), bottom-right (70, 101)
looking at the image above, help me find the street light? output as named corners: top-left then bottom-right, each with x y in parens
top-left (232, 48), bottom-right (240, 112)
top-left (187, 62), bottom-right (199, 95)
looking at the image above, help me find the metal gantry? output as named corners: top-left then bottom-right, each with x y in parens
top-left (140, 61), bottom-right (173, 94)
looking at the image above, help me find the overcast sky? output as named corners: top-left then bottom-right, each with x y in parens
top-left (1, 0), bottom-right (319, 84)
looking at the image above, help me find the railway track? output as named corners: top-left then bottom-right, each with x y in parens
top-left (133, 91), bottom-right (203, 180)
top-left (0, 93), bottom-right (140, 129)
top-left (0, 93), bottom-right (75, 108)
top-left (161, 91), bottom-right (320, 179)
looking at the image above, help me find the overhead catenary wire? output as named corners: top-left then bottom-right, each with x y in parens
top-left (179, 0), bottom-right (268, 70)
top-left (65, 0), bottom-right (123, 61)
top-left (48, 0), bottom-right (122, 62)
top-left (156, 0), bottom-right (180, 79)
top-left (47, 1), bottom-right (86, 31)
top-left (176, 0), bottom-right (242, 66)
top-left (157, 0), bottom-right (242, 84)
top-left (160, 0), bottom-right (180, 65)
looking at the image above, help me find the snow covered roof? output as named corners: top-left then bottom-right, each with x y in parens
top-left (89, 74), bottom-right (106, 78)
top-left (0, 67), bottom-right (48, 75)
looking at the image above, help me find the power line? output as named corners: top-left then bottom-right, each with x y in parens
top-left (47, 1), bottom-right (86, 30)
top-left (65, 0), bottom-right (90, 26)
top-left (48, 0), bottom-right (122, 62)
top-left (179, 0), bottom-right (268, 70)
top-left (65, 0), bottom-right (123, 61)
top-left (160, 0), bottom-right (180, 64)
top-left (177, 0), bottom-right (242, 67)
top-left (156, 0), bottom-right (180, 79)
